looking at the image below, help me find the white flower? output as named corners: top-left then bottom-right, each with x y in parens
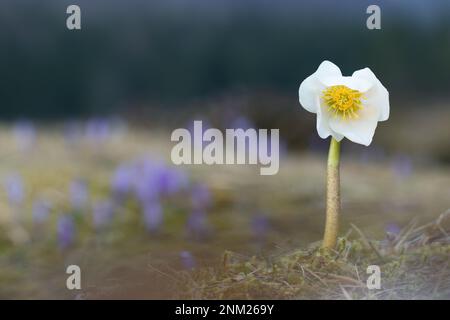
top-left (299, 60), bottom-right (389, 146)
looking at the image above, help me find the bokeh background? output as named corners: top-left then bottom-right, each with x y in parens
top-left (0, 0), bottom-right (449, 299)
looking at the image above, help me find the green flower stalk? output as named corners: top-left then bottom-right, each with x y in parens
top-left (323, 137), bottom-right (340, 249)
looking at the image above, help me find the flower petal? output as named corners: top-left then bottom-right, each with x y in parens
top-left (299, 61), bottom-right (341, 113)
top-left (328, 103), bottom-right (380, 146)
top-left (317, 99), bottom-right (344, 141)
top-left (314, 60), bottom-right (342, 79)
top-left (298, 77), bottom-right (322, 113)
top-left (352, 68), bottom-right (389, 121)
top-left (320, 76), bottom-right (373, 93)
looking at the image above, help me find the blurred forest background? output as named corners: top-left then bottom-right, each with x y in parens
top-left (1, 0), bottom-right (450, 117)
top-left (1, 0), bottom-right (449, 160)
top-left (0, 0), bottom-right (449, 299)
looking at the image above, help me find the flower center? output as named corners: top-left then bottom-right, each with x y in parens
top-left (322, 85), bottom-right (363, 120)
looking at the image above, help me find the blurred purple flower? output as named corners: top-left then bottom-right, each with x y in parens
top-left (385, 223), bottom-right (401, 235)
top-left (392, 154), bottom-right (413, 179)
top-left (92, 200), bottom-right (115, 230)
top-left (57, 215), bottom-right (76, 249)
top-left (385, 222), bottom-right (401, 242)
top-left (251, 214), bottom-right (270, 240)
top-left (32, 199), bottom-right (52, 225)
top-left (70, 179), bottom-right (89, 210)
top-left (13, 120), bottom-right (36, 152)
top-left (142, 201), bottom-right (163, 233)
top-left (133, 158), bottom-right (187, 203)
top-left (4, 173), bottom-right (24, 205)
top-left (157, 167), bottom-right (188, 196)
top-left (134, 160), bottom-right (162, 203)
top-left (180, 251), bottom-right (196, 270)
top-left (111, 164), bottom-right (135, 196)
top-left (85, 118), bottom-right (111, 144)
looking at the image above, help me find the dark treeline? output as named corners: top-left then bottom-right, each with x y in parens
top-left (1, 0), bottom-right (449, 118)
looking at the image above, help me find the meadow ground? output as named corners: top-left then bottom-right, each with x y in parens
top-left (0, 122), bottom-right (448, 299)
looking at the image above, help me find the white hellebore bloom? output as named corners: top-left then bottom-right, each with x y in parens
top-left (299, 60), bottom-right (389, 146)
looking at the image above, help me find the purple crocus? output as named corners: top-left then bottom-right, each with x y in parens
top-left (4, 173), bottom-right (24, 205)
top-left (179, 251), bottom-right (196, 270)
top-left (85, 118), bottom-right (111, 145)
top-left (133, 159), bottom-right (162, 203)
top-left (142, 201), bottom-right (163, 233)
top-left (385, 223), bottom-right (401, 235)
top-left (157, 166), bottom-right (188, 196)
top-left (32, 199), bottom-right (52, 225)
top-left (92, 200), bottom-right (115, 230)
top-left (385, 223), bottom-right (401, 242)
top-left (70, 179), bottom-right (89, 210)
top-left (131, 157), bottom-right (189, 204)
top-left (251, 214), bottom-right (270, 240)
top-left (111, 164), bottom-right (135, 197)
top-left (57, 215), bottom-right (76, 249)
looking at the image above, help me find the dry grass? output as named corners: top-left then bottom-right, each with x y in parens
top-left (178, 212), bottom-right (450, 299)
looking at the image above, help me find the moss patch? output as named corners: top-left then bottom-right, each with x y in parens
top-left (178, 213), bottom-right (450, 299)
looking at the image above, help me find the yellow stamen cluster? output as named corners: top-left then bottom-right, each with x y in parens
top-left (323, 85), bottom-right (363, 120)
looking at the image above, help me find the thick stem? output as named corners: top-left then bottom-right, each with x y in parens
top-left (323, 137), bottom-right (341, 249)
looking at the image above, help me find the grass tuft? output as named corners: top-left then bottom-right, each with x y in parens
top-left (178, 212), bottom-right (450, 299)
